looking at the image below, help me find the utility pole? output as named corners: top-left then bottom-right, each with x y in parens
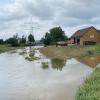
top-left (24, 17), bottom-right (40, 55)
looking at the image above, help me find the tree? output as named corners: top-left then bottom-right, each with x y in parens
top-left (28, 34), bottom-right (35, 43)
top-left (42, 32), bottom-right (51, 46)
top-left (20, 35), bottom-right (26, 44)
top-left (5, 34), bottom-right (19, 47)
top-left (5, 37), bottom-right (19, 47)
top-left (0, 39), bottom-right (4, 44)
top-left (50, 27), bottom-right (66, 42)
top-left (41, 27), bottom-right (68, 45)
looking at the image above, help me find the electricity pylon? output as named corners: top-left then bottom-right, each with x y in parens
top-left (24, 17), bottom-right (40, 36)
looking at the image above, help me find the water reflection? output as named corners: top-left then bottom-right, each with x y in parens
top-left (19, 48), bottom-right (27, 55)
top-left (78, 55), bottom-right (100, 68)
top-left (9, 50), bottom-right (17, 54)
top-left (51, 58), bottom-right (66, 71)
top-left (29, 46), bottom-right (35, 56)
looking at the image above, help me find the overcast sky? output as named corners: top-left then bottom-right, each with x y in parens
top-left (0, 0), bottom-right (100, 40)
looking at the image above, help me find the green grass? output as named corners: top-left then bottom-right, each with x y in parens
top-left (0, 44), bottom-right (25, 54)
top-left (0, 45), bottom-right (15, 53)
top-left (40, 44), bottom-right (100, 58)
top-left (76, 67), bottom-right (100, 100)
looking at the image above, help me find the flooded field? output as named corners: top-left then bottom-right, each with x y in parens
top-left (0, 47), bottom-right (93, 100)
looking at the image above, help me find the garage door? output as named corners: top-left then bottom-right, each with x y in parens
top-left (84, 41), bottom-right (96, 45)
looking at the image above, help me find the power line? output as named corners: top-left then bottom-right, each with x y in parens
top-left (24, 17), bottom-right (40, 35)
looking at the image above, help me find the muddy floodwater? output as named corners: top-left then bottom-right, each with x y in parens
top-left (0, 47), bottom-right (93, 100)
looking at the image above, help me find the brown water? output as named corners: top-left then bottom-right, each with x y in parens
top-left (0, 47), bottom-right (93, 100)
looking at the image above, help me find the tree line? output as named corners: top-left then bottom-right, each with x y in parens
top-left (0, 26), bottom-right (68, 47)
top-left (0, 34), bottom-right (35, 47)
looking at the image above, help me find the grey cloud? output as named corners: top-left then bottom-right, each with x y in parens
top-left (59, 1), bottom-right (100, 19)
top-left (23, 0), bottom-right (56, 20)
top-left (75, 0), bottom-right (100, 5)
top-left (0, 0), bottom-right (100, 40)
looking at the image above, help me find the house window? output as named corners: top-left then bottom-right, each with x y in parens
top-left (90, 35), bottom-right (94, 38)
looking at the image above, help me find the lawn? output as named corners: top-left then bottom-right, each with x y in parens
top-left (76, 67), bottom-right (100, 100)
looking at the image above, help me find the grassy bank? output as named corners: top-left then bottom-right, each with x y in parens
top-left (0, 45), bottom-right (19, 53)
top-left (39, 44), bottom-right (100, 67)
top-left (76, 67), bottom-right (100, 100)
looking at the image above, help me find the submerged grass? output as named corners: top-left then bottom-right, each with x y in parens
top-left (41, 62), bottom-right (49, 69)
top-left (25, 56), bottom-right (39, 61)
top-left (76, 67), bottom-right (100, 100)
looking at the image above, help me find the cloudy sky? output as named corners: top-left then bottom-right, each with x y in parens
top-left (0, 0), bottom-right (100, 40)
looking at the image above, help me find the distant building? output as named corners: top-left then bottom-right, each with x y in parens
top-left (69, 26), bottom-right (100, 45)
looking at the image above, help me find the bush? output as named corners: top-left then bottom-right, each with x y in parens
top-left (5, 38), bottom-right (19, 47)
